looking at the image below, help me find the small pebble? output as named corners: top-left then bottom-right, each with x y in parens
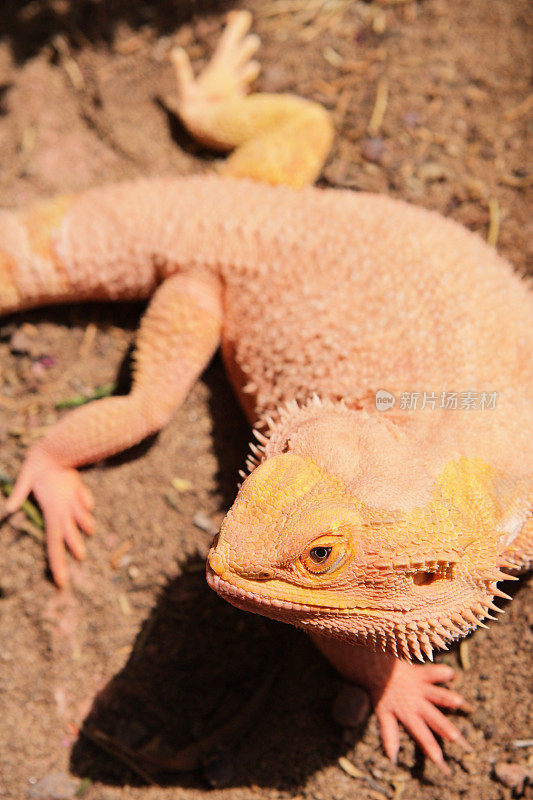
top-left (37, 356), bottom-right (57, 368)
top-left (27, 771), bottom-right (78, 800)
top-left (171, 477), bottom-right (192, 493)
top-left (417, 161), bottom-right (449, 182)
top-left (493, 762), bottom-right (530, 795)
top-left (203, 746), bottom-right (234, 788)
top-left (332, 684), bottom-right (371, 729)
top-left (10, 327), bottom-right (44, 358)
top-left (260, 64), bottom-right (290, 92)
top-left (361, 137), bottom-right (385, 163)
top-left (403, 110), bottom-right (421, 127)
top-left (465, 176), bottom-right (488, 200)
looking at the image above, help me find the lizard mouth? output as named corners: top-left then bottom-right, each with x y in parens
top-left (206, 563), bottom-right (376, 615)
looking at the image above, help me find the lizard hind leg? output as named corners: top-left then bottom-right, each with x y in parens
top-left (170, 11), bottom-right (334, 187)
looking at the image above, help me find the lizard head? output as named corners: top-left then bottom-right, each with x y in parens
top-left (207, 399), bottom-right (514, 661)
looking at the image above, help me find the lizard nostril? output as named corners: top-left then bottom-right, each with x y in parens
top-left (232, 566), bottom-right (274, 580)
top-left (255, 569), bottom-right (274, 580)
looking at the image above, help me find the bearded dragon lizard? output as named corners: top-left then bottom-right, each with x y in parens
top-left (1, 11), bottom-right (531, 772)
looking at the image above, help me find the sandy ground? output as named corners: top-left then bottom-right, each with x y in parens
top-left (0, 2), bottom-right (531, 799)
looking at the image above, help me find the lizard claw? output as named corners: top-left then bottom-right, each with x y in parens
top-left (6, 446), bottom-right (94, 587)
top-left (372, 661), bottom-right (472, 773)
top-left (171, 11), bottom-right (261, 114)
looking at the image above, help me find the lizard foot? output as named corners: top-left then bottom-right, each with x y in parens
top-left (5, 446), bottom-right (94, 587)
top-left (312, 635), bottom-right (472, 773)
top-left (369, 659), bottom-right (472, 774)
top-left (170, 11), bottom-right (260, 117)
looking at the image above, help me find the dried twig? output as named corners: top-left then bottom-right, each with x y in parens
top-left (459, 639), bottom-right (470, 670)
top-left (368, 78), bottom-right (389, 136)
top-left (80, 726), bottom-right (160, 786)
top-left (338, 756), bottom-right (391, 797)
top-left (78, 323), bottom-right (97, 358)
top-left (487, 198), bottom-right (500, 248)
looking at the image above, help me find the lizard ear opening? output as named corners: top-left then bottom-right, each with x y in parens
top-left (413, 571), bottom-right (439, 587)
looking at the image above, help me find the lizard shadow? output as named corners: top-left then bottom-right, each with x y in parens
top-left (68, 557), bottom-right (359, 790)
top-left (155, 97), bottom-right (221, 164)
top-left (66, 333), bottom-right (367, 790)
top-left (1, 0), bottom-right (237, 64)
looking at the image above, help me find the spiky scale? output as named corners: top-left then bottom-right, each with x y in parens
top-left (419, 634), bottom-right (434, 661)
top-left (491, 587), bottom-right (513, 601)
top-left (253, 430), bottom-right (269, 445)
top-left (429, 632), bottom-right (448, 650)
top-left (406, 634), bottom-right (425, 662)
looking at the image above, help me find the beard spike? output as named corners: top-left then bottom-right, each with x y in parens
top-left (383, 583), bottom-right (506, 662)
top-left (394, 628), bottom-right (411, 660)
top-left (253, 429), bottom-right (269, 446)
top-left (428, 630), bottom-right (448, 650)
top-left (406, 633), bottom-right (424, 663)
top-left (491, 586), bottom-right (513, 600)
top-left (418, 632), bottom-right (434, 661)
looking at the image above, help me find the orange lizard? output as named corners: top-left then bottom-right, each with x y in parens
top-left (1, 11), bottom-right (531, 772)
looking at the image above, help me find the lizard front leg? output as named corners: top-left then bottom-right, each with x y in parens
top-left (5, 271), bottom-right (222, 586)
top-left (311, 634), bottom-right (471, 773)
top-left (169, 10), bottom-right (334, 187)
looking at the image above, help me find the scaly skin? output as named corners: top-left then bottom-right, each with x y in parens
top-left (1, 11), bottom-right (531, 771)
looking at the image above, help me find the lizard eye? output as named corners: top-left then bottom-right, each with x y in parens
top-left (310, 546), bottom-right (332, 563)
top-left (300, 538), bottom-right (347, 576)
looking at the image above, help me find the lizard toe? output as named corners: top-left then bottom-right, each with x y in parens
top-left (62, 514), bottom-right (87, 561)
top-left (375, 709), bottom-right (400, 765)
top-left (73, 499), bottom-right (95, 536)
top-left (46, 522), bottom-right (69, 588)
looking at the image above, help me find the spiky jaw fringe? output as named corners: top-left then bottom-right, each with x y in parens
top-left (207, 564), bottom-right (509, 663)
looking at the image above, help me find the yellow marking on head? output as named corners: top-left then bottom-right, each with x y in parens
top-left (437, 457), bottom-right (497, 523)
top-left (355, 458), bottom-right (501, 572)
top-left (243, 453), bottom-right (325, 515)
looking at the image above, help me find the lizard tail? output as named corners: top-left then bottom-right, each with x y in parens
top-left (0, 195), bottom-right (80, 316)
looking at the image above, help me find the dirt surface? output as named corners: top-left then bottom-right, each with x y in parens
top-left (0, 1), bottom-right (532, 799)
